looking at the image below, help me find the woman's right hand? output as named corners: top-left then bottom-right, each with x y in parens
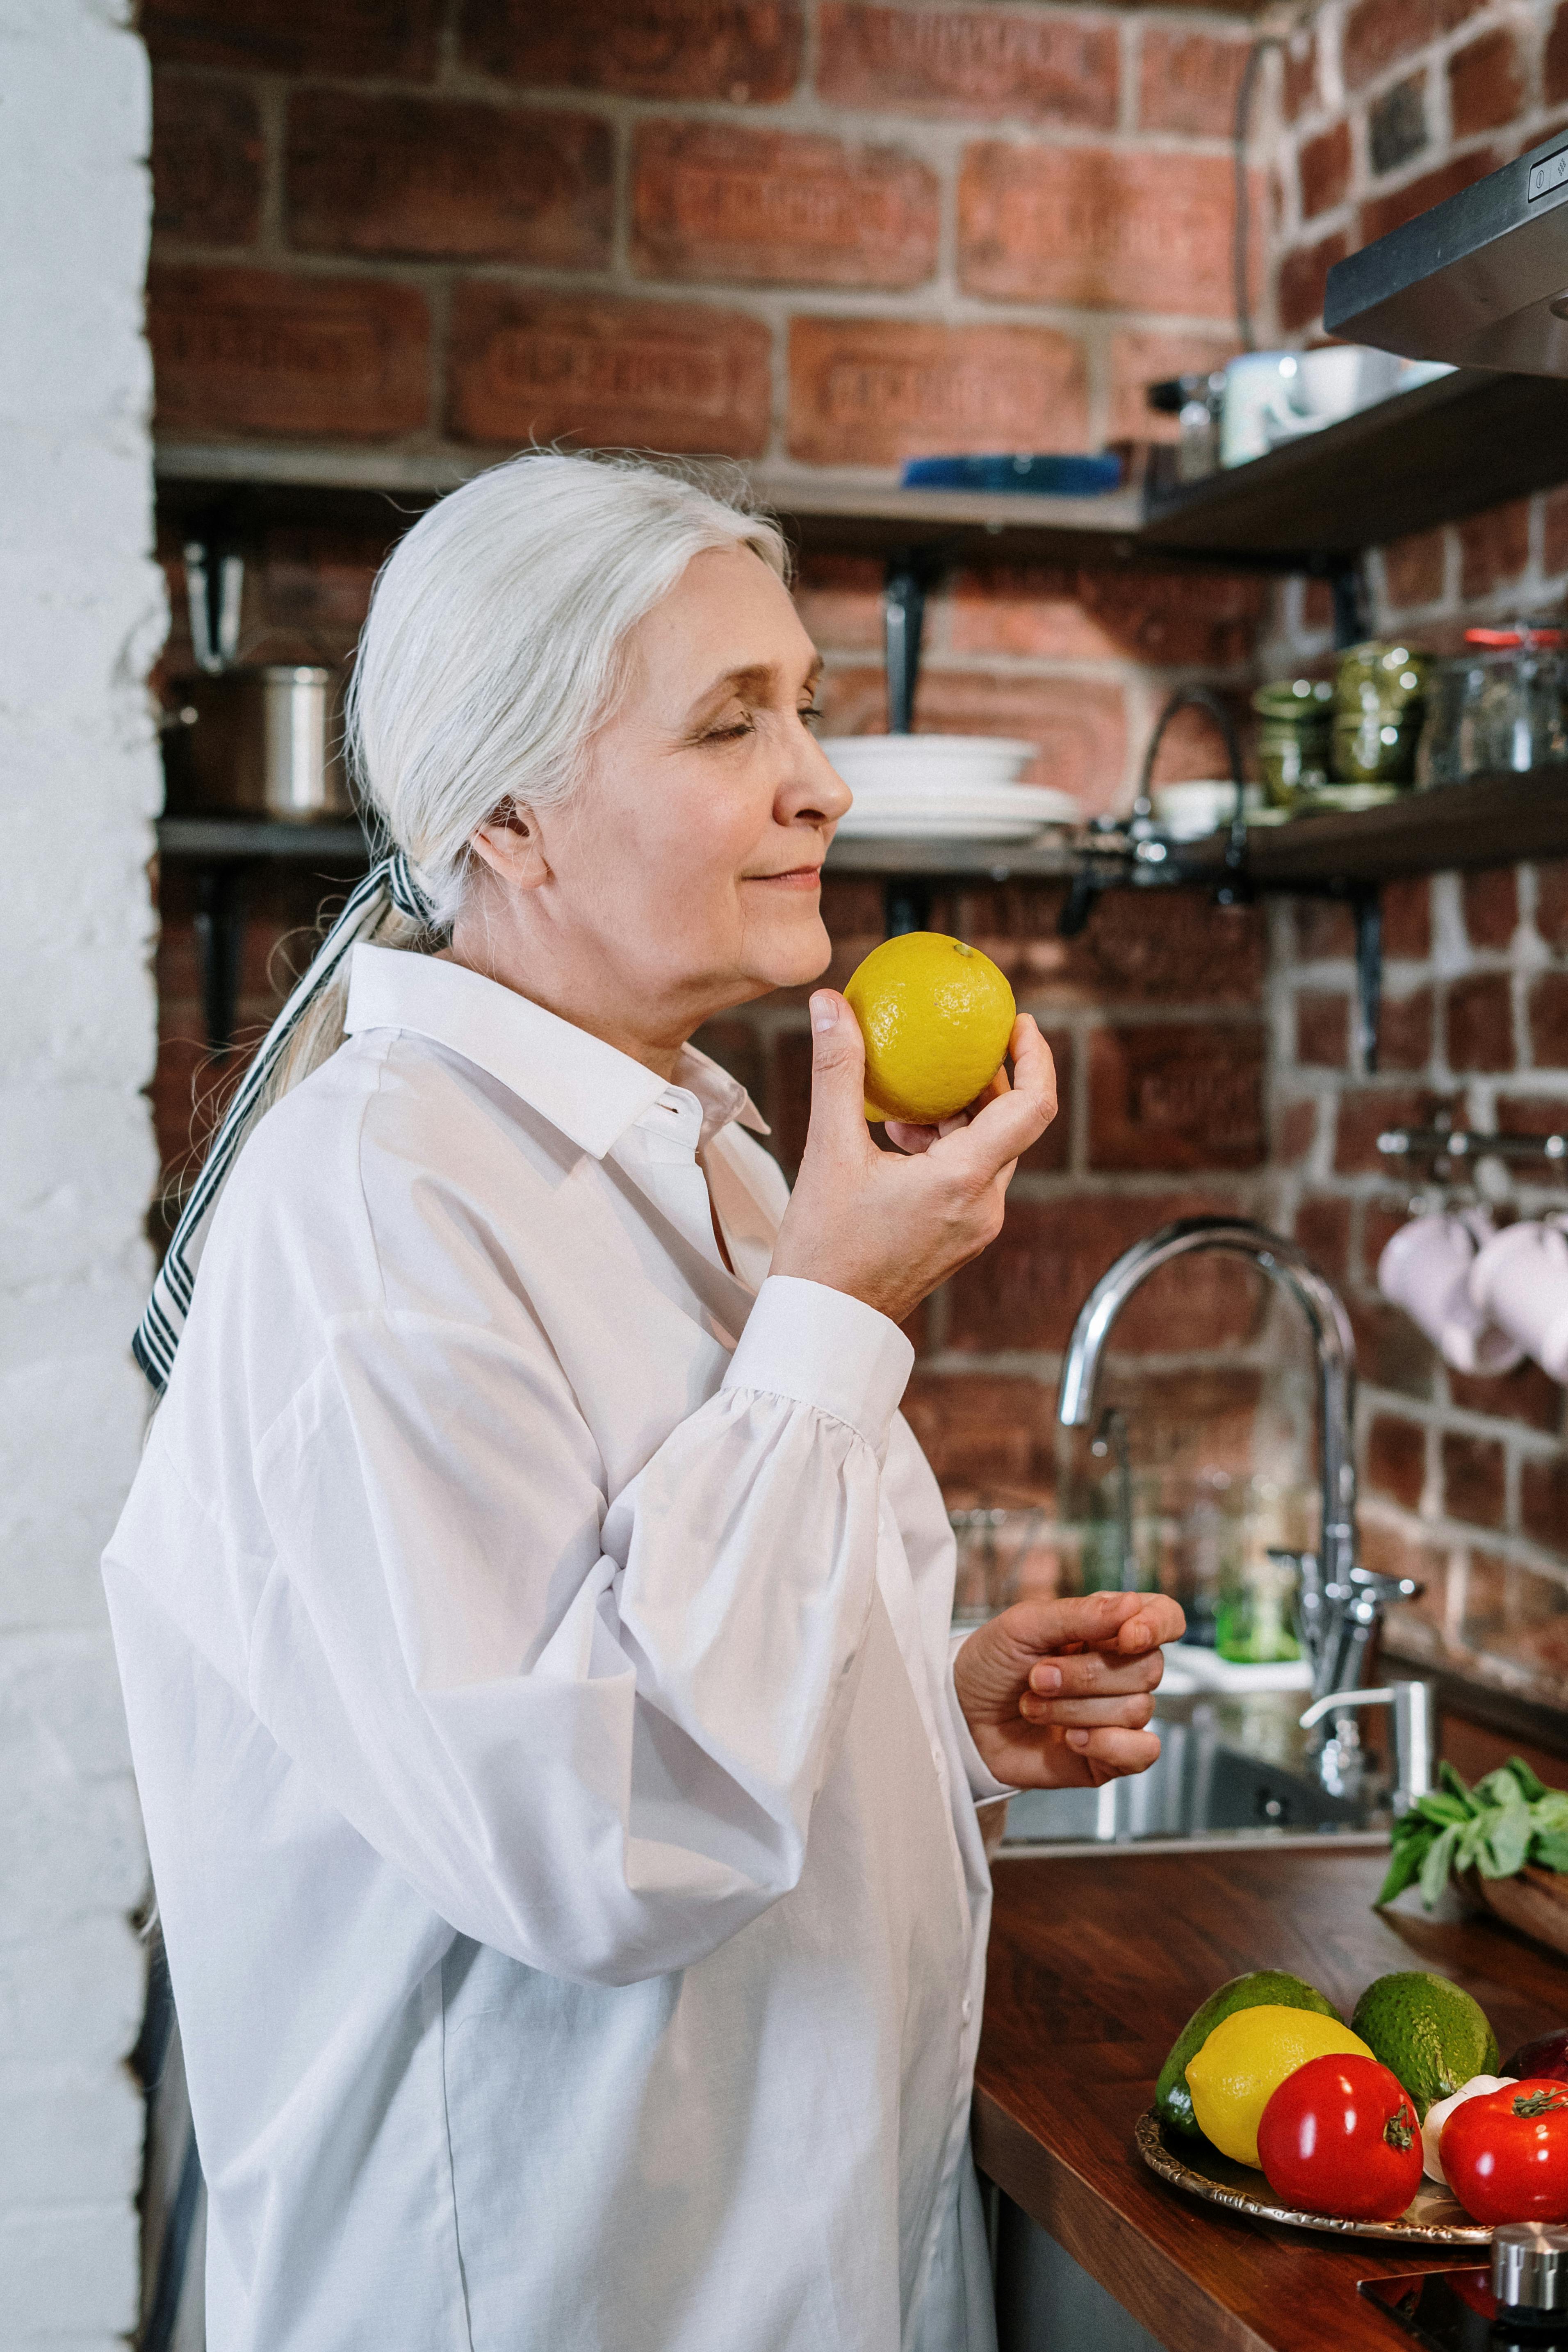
top-left (769, 990), bottom-right (1057, 1328)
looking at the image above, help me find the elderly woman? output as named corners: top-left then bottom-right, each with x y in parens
top-left (105, 454), bottom-right (1180, 2352)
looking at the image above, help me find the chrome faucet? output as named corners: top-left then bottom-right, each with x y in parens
top-left (1058, 1217), bottom-right (1421, 1789)
top-left (1300, 1682), bottom-right (1436, 1813)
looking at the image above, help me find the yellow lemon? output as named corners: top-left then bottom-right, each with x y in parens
top-left (843, 932), bottom-right (1016, 1125)
top-left (1186, 2005), bottom-right (1374, 2169)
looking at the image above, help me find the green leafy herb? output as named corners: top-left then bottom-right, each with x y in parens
top-left (1376, 1757), bottom-right (1568, 1909)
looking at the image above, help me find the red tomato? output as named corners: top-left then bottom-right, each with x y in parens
top-left (1258, 2055), bottom-right (1422, 2222)
top-left (1441, 2079), bottom-right (1568, 2225)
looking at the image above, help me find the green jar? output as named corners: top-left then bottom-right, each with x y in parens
top-left (1335, 640), bottom-right (1429, 715)
top-left (1257, 724), bottom-right (1330, 801)
top-left (1253, 676), bottom-right (1335, 723)
top-left (1331, 709), bottom-right (1422, 784)
top-left (1253, 677), bottom-right (1333, 806)
top-left (1331, 640), bottom-right (1428, 784)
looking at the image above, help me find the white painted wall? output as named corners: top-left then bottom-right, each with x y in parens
top-left (0, 1), bottom-right (164, 2341)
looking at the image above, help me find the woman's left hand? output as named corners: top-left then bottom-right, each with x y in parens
top-left (953, 1589), bottom-right (1186, 1790)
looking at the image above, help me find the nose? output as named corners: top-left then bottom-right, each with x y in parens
top-left (778, 730), bottom-right (852, 827)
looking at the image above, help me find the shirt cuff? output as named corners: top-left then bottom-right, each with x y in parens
top-left (722, 1275), bottom-right (914, 1453)
top-left (947, 1630), bottom-right (1018, 1804)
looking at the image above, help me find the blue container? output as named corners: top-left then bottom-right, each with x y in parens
top-left (899, 452), bottom-right (1124, 496)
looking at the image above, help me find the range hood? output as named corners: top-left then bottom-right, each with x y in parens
top-left (1325, 131), bottom-right (1568, 374)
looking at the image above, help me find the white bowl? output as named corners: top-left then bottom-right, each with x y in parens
top-left (837, 781), bottom-right (1080, 819)
top-left (1150, 779), bottom-right (1264, 840)
top-left (835, 809), bottom-right (1056, 842)
top-left (821, 734), bottom-right (1037, 789)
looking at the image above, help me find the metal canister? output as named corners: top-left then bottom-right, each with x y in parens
top-left (163, 665), bottom-right (352, 822)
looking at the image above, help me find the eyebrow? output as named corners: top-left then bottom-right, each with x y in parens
top-left (690, 650), bottom-right (824, 707)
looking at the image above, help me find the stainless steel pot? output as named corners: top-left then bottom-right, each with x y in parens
top-left (164, 665), bottom-right (353, 823)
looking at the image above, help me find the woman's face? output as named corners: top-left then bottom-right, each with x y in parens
top-left (469, 545), bottom-right (852, 1052)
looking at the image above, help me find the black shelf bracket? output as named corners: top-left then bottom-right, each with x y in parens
top-left (1329, 558), bottom-right (1370, 652)
top-left (194, 863), bottom-right (246, 1057)
top-left (1352, 884), bottom-right (1381, 1073)
top-left (880, 549), bottom-right (944, 935)
top-left (882, 554), bottom-right (932, 737)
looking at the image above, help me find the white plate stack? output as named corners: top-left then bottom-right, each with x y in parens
top-left (821, 734), bottom-right (1081, 841)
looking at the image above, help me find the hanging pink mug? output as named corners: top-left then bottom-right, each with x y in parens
top-left (1468, 1216), bottom-right (1568, 1382)
top-left (1378, 1208), bottom-right (1524, 1375)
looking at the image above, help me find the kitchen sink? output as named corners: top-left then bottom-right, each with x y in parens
top-left (997, 1693), bottom-right (1385, 1851)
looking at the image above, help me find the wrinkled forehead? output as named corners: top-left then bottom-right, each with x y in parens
top-left (622, 545), bottom-right (819, 720)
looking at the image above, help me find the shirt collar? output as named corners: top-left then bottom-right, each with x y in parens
top-left (344, 945), bottom-right (768, 1159)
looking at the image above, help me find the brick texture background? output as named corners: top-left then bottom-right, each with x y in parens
top-left (144, 0), bottom-right (1568, 1721)
top-left (1260, 874), bottom-right (1568, 1714)
top-left (1261, 0), bottom-right (1568, 1709)
top-left (144, 0), bottom-right (1258, 467)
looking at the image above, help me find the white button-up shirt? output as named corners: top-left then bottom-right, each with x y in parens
top-left (103, 944), bottom-right (1007, 2352)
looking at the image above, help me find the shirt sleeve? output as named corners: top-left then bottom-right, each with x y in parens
top-left (164, 1274), bottom-right (913, 1987)
top-left (946, 1631), bottom-right (1019, 1805)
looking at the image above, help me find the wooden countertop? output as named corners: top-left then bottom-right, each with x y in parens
top-left (974, 1846), bottom-right (1568, 2352)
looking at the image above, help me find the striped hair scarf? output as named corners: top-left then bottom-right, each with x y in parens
top-left (133, 849), bottom-right (435, 1393)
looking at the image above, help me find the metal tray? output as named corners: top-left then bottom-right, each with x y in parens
top-left (1135, 2110), bottom-right (1491, 2246)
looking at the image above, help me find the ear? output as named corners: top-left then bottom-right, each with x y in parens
top-left (469, 802), bottom-right (549, 893)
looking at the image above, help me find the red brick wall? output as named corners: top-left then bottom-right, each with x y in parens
top-left (1265, 0), bottom-right (1562, 352)
top-left (1260, 0), bottom-right (1568, 1708)
top-left (1264, 865), bottom-right (1568, 1712)
top-left (145, 0), bottom-right (1256, 467)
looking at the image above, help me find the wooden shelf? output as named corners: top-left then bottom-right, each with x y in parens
top-left (1142, 366), bottom-right (1568, 565)
top-left (155, 777), bottom-right (1568, 892)
top-left (151, 817), bottom-right (1077, 881)
top-left (155, 816), bottom-right (370, 861)
top-left (826, 835), bottom-right (1077, 879)
top-left (1175, 771), bottom-right (1568, 887)
top-left (153, 439), bottom-right (1150, 569)
top-left (157, 366), bottom-right (1568, 577)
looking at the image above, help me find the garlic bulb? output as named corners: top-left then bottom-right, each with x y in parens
top-left (1421, 2076), bottom-right (1517, 2184)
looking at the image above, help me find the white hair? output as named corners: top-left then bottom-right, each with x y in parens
top-left (349, 448), bottom-right (789, 927)
top-left (259, 451), bottom-right (788, 1103)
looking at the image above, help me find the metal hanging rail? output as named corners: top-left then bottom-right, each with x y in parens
top-left (1377, 1126), bottom-right (1568, 1163)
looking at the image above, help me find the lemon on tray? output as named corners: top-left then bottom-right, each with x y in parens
top-left (1185, 2004), bottom-right (1374, 2169)
top-left (843, 932), bottom-right (1016, 1125)
top-left (1155, 1969), bottom-right (1342, 2139)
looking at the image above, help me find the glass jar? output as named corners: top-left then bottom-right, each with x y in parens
top-left (1213, 1479), bottom-right (1312, 1665)
top-left (1332, 640), bottom-right (1429, 786)
top-left (1422, 628), bottom-right (1568, 782)
top-left (1331, 709), bottom-right (1422, 784)
top-left (1416, 652), bottom-right (1484, 786)
top-left (1215, 1552), bottom-right (1301, 1664)
top-left (1335, 640), bottom-right (1430, 718)
top-left (1253, 677), bottom-right (1333, 805)
top-left (948, 1504), bottom-right (1049, 1628)
top-left (1163, 1469), bottom-right (1244, 1648)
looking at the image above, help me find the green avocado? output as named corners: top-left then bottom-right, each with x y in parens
top-left (1350, 1971), bottom-right (1499, 2122)
top-left (1155, 1970), bottom-right (1343, 2138)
